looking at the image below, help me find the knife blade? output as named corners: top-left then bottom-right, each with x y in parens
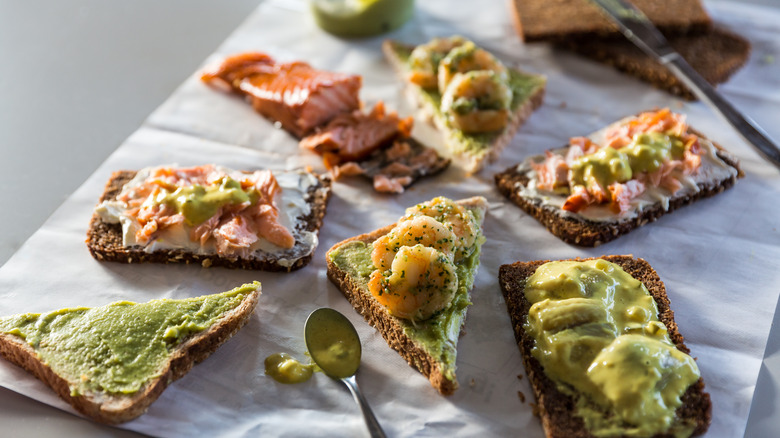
top-left (588, 0), bottom-right (780, 170)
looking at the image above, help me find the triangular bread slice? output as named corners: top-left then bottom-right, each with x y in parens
top-left (0, 282), bottom-right (260, 424)
top-left (382, 40), bottom-right (546, 174)
top-left (326, 197), bottom-right (488, 395)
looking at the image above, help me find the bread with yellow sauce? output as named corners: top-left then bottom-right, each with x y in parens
top-left (326, 196), bottom-right (487, 395)
top-left (498, 255), bottom-right (711, 437)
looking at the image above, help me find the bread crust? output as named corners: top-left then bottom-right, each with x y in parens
top-left (0, 288), bottom-right (259, 424)
top-left (325, 197), bottom-right (488, 395)
top-left (494, 126), bottom-right (741, 247)
top-left (382, 40), bottom-right (546, 174)
top-left (498, 255), bottom-right (711, 437)
top-left (86, 169), bottom-right (331, 271)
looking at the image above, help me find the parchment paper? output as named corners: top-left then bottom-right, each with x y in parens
top-left (1, 0), bottom-right (779, 436)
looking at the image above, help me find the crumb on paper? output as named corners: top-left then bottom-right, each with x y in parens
top-left (469, 378), bottom-right (476, 387)
top-left (559, 101), bottom-right (567, 109)
top-left (763, 55), bottom-right (775, 65)
top-left (517, 374), bottom-right (523, 380)
top-left (202, 259), bottom-right (212, 268)
top-left (518, 391), bottom-right (526, 403)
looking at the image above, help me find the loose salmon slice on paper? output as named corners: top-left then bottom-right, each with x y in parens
top-left (202, 52), bottom-right (361, 138)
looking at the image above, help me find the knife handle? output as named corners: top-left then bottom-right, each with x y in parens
top-left (664, 54), bottom-right (780, 170)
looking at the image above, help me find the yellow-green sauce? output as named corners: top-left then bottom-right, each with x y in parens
top-left (0, 282), bottom-right (259, 396)
top-left (570, 132), bottom-right (685, 191)
top-left (327, 206), bottom-right (484, 382)
top-left (149, 176), bottom-right (257, 226)
top-left (524, 260), bottom-right (699, 437)
top-left (264, 353), bottom-right (315, 384)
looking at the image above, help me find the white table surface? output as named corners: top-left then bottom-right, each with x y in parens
top-left (0, 0), bottom-right (778, 436)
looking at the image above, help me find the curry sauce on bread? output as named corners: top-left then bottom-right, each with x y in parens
top-left (498, 256), bottom-right (711, 437)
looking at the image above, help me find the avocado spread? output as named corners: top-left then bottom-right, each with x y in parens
top-left (524, 260), bottom-right (699, 437)
top-left (570, 132), bottom-right (685, 191)
top-left (392, 42), bottom-right (547, 158)
top-left (264, 353), bottom-right (315, 384)
top-left (151, 176), bottom-right (257, 226)
top-left (328, 207), bottom-right (484, 381)
top-left (0, 282), bottom-right (259, 396)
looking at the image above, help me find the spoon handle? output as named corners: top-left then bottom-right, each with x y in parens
top-left (342, 375), bottom-right (387, 438)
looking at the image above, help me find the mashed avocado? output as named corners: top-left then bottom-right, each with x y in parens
top-left (328, 206), bottom-right (484, 380)
top-left (0, 282), bottom-right (259, 396)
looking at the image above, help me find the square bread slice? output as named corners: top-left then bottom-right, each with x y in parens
top-left (382, 40), bottom-right (546, 174)
top-left (87, 168), bottom-right (331, 271)
top-left (325, 196), bottom-right (488, 395)
top-left (494, 114), bottom-right (741, 246)
top-left (498, 255), bottom-right (711, 437)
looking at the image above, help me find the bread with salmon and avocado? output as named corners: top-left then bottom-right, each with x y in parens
top-left (494, 108), bottom-right (741, 246)
top-left (326, 196), bottom-right (487, 395)
top-left (498, 255), bottom-right (711, 437)
top-left (382, 37), bottom-right (546, 174)
top-left (87, 165), bottom-right (331, 272)
top-left (0, 282), bottom-right (260, 424)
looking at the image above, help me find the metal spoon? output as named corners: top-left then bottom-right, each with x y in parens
top-left (304, 308), bottom-right (387, 438)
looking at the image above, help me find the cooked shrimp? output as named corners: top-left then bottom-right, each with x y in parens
top-left (437, 41), bottom-right (508, 93)
top-left (368, 244), bottom-right (458, 321)
top-left (371, 215), bottom-right (457, 271)
top-left (407, 36), bottom-right (467, 90)
top-left (441, 70), bottom-right (512, 133)
top-left (403, 197), bottom-right (479, 261)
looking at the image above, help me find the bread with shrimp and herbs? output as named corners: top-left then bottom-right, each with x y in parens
top-left (326, 196), bottom-right (487, 395)
top-left (383, 36), bottom-right (546, 173)
top-left (498, 255), bottom-right (711, 437)
top-left (494, 108), bottom-right (741, 246)
top-left (87, 164), bottom-right (331, 272)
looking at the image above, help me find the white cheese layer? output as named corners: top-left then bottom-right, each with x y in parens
top-left (95, 166), bottom-right (320, 267)
top-left (514, 125), bottom-right (738, 223)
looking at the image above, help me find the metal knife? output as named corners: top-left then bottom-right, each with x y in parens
top-left (588, 0), bottom-right (780, 170)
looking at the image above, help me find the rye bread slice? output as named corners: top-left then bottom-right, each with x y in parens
top-left (0, 285), bottom-right (260, 425)
top-left (325, 197), bottom-right (488, 395)
top-left (510, 0), bottom-right (712, 43)
top-left (86, 169), bottom-right (331, 271)
top-left (494, 125), bottom-right (742, 247)
top-left (498, 255), bottom-right (711, 437)
top-left (382, 40), bottom-right (546, 174)
top-left (560, 27), bottom-right (751, 101)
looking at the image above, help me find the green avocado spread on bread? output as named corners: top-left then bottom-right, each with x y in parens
top-left (0, 282), bottom-right (259, 396)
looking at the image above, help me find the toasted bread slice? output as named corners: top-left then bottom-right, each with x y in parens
top-left (87, 168), bottom-right (331, 272)
top-left (559, 27), bottom-right (751, 100)
top-left (326, 197), bottom-right (488, 395)
top-left (0, 283), bottom-right (260, 424)
top-left (382, 40), bottom-right (546, 174)
top-left (498, 255), bottom-right (711, 437)
top-left (509, 0), bottom-right (712, 43)
top-left (494, 114), bottom-right (741, 246)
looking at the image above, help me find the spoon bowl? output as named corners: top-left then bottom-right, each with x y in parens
top-left (304, 308), bottom-right (386, 438)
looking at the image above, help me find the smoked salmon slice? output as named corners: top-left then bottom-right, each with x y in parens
top-left (202, 52), bottom-right (362, 138)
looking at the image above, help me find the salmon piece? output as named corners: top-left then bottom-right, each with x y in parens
top-left (562, 186), bottom-right (594, 213)
top-left (213, 215), bottom-right (259, 259)
top-left (609, 180), bottom-right (646, 213)
top-left (202, 52), bottom-right (361, 138)
top-left (533, 151), bottom-right (569, 191)
top-left (373, 174), bottom-right (412, 194)
top-left (300, 102), bottom-right (411, 164)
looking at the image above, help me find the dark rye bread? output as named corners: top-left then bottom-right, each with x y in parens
top-left (498, 255), bottom-right (711, 437)
top-left (494, 126), bottom-right (742, 247)
top-left (560, 27), bottom-right (751, 101)
top-left (510, 0), bottom-right (712, 43)
top-left (0, 287), bottom-right (259, 424)
top-left (325, 197), bottom-right (488, 395)
top-left (86, 169), bottom-right (331, 272)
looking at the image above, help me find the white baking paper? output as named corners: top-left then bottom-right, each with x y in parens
top-left (1, 0), bottom-right (779, 436)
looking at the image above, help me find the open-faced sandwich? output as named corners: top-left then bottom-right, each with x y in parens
top-left (326, 196), bottom-right (487, 395)
top-left (87, 165), bottom-right (331, 271)
top-left (201, 52), bottom-right (450, 194)
top-left (383, 36), bottom-right (546, 173)
top-left (499, 256), bottom-right (711, 437)
top-left (495, 108), bottom-right (741, 246)
top-left (0, 282), bottom-right (260, 424)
